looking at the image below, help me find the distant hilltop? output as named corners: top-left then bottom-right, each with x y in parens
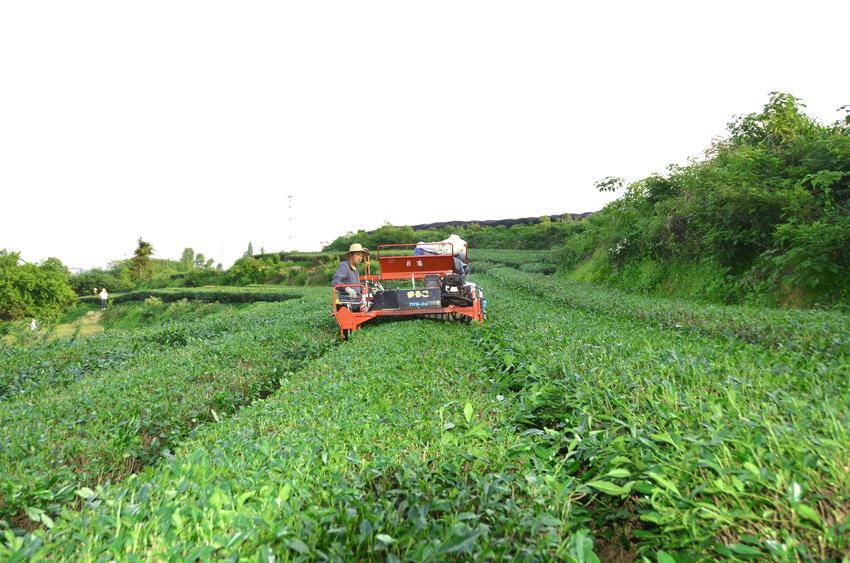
top-left (322, 212), bottom-right (591, 252)
top-left (408, 212), bottom-right (593, 231)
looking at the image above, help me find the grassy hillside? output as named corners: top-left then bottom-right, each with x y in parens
top-left (2, 259), bottom-right (847, 560)
top-left (561, 94), bottom-right (850, 307)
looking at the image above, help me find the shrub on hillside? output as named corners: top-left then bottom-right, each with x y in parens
top-left (224, 257), bottom-right (274, 286)
top-left (558, 93), bottom-right (850, 306)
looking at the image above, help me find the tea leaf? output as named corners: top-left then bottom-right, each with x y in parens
top-left (796, 504), bottom-right (821, 525)
top-left (586, 480), bottom-right (631, 496)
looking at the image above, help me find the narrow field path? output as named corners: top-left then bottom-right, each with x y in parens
top-left (49, 310), bottom-right (104, 340)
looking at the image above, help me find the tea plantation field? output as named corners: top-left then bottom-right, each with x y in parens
top-left (1, 260), bottom-right (848, 561)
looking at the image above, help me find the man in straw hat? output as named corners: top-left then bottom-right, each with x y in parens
top-left (332, 243), bottom-right (368, 307)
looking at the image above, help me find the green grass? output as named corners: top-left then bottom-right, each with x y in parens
top-left (1, 261), bottom-right (848, 560)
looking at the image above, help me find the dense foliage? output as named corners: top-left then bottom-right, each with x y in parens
top-left (2, 260), bottom-right (847, 559)
top-left (223, 254), bottom-right (336, 287)
top-left (0, 251), bottom-right (77, 321)
top-left (70, 249), bottom-right (333, 299)
top-left (324, 216), bottom-right (584, 252)
top-left (69, 266), bottom-right (136, 296)
top-left (560, 93), bottom-right (850, 306)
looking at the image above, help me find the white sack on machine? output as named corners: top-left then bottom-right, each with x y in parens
top-left (415, 234), bottom-right (467, 258)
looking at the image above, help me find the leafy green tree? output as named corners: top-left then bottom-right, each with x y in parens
top-left (225, 257), bottom-right (265, 285)
top-left (0, 250), bottom-right (77, 320)
top-left (244, 242), bottom-right (254, 258)
top-left (69, 268), bottom-right (134, 295)
top-left (129, 238), bottom-right (154, 280)
top-left (194, 253), bottom-right (207, 269)
top-left (180, 248), bottom-right (195, 270)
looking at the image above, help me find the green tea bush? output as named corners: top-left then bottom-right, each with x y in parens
top-left (475, 249), bottom-right (555, 268)
top-left (6, 319), bottom-right (587, 559)
top-left (475, 249), bottom-right (558, 275)
top-left (486, 266), bottom-right (850, 355)
top-left (0, 290), bottom-right (336, 527)
top-left (99, 298), bottom-right (235, 331)
top-left (80, 285), bottom-right (301, 305)
top-left (0, 333), bottom-right (136, 400)
top-left (4, 262), bottom-right (848, 559)
top-left (473, 268), bottom-right (850, 559)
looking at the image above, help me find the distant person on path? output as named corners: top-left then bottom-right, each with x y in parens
top-left (99, 288), bottom-right (108, 309)
top-left (92, 287), bottom-right (98, 296)
top-left (332, 243), bottom-right (367, 309)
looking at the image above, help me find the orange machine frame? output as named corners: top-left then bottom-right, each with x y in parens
top-left (332, 243), bottom-right (484, 338)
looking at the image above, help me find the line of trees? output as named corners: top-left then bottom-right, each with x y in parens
top-left (68, 239), bottom-right (223, 297)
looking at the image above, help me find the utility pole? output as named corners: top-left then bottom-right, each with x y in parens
top-left (287, 194), bottom-right (294, 250)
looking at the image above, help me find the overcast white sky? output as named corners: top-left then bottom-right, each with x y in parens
top-left (2, 1), bottom-right (848, 269)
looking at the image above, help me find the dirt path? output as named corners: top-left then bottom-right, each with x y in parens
top-left (50, 310), bottom-right (104, 339)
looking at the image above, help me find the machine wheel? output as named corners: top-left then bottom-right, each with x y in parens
top-left (450, 312), bottom-right (471, 324)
